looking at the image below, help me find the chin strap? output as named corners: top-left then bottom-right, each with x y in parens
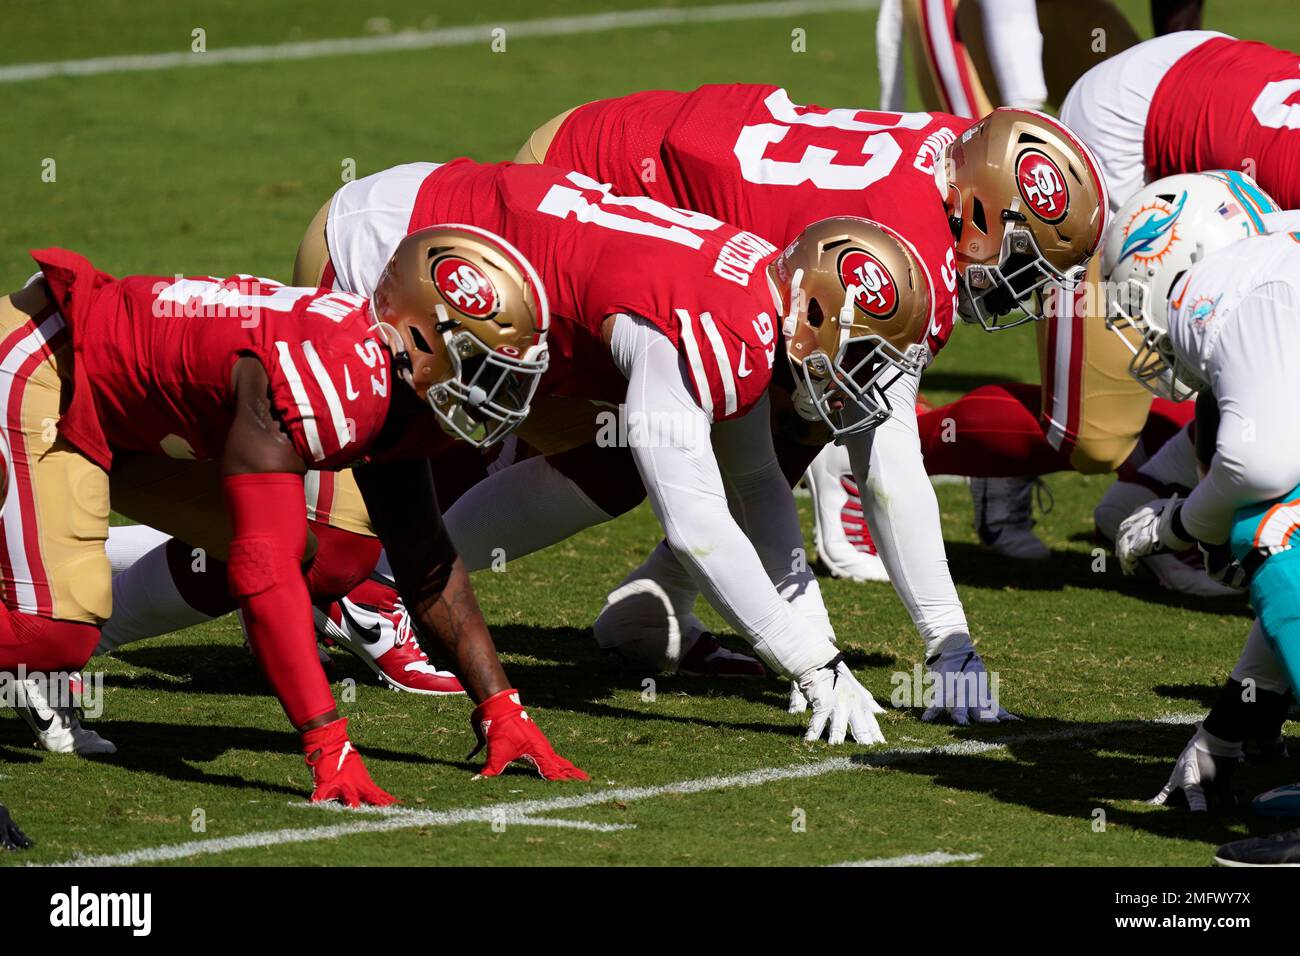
top-left (781, 268), bottom-right (805, 341)
top-left (370, 317), bottom-right (413, 383)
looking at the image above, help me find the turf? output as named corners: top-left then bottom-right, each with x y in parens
top-left (1, 0), bottom-right (1295, 867)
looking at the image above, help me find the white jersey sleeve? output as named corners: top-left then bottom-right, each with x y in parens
top-left (1174, 236), bottom-right (1300, 543)
top-left (325, 162), bottom-right (441, 296)
top-left (1059, 31), bottom-right (1225, 213)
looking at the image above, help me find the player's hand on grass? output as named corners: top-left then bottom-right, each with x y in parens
top-left (0, 803), bottom-right (32, 851)
top-left (1150, 727), bottom-right (1239, 812)
top-left (302, 717), bottom-right (399, 808)
top-left (921, 640), bottom-right (1017, 725)
top-left (469, 689), bottom-right (589, 781)
top-left (798, 655), bottom-right (886, 745)
top-left (1116, 496), bottom-right (1193, 574)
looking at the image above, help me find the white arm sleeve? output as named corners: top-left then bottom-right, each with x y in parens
top-left (611, 314), bottom-right (837, 678)
top-left (712, 394), bottom-right (835, 644)
top-left (844, 368), bottom-right (971, 658)
top-left (1181, 286), bottom-right (1300, 544)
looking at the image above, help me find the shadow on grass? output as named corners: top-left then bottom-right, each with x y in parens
top-left (938, 540), bottom-right (1253, 616)
top-left (97, 624), bottom-right (817, 746)
top-left (860, 712), bottom-right (1296, 846)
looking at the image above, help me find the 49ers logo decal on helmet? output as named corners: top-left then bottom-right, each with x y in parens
top-left (432, 255), bottom-right (500, 319)
top-left (838, 248), bottom-right (898, 319)
top-left (1016, 149), bottom-right (1068, 224)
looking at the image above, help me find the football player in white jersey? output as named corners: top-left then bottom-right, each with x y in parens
top-left (961, 29), bottom-right (1300, 573)
top-left (1103, 173), bottom-right (1300, 822)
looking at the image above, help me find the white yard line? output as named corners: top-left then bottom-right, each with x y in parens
top-left (829, 850), bottom-right (983, 866)
top-left (38, 712), bottom-right (1201, 867)
top-left (0, 0), bottom-right (878, 84)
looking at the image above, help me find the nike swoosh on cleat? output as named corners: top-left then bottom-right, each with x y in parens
top-left (19, 706), bottom-right (54, 733)
top-left (338, 603), bottom-right (383, 645)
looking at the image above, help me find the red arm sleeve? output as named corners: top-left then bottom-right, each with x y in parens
top-left (223, 472), bottom-right (336, 728)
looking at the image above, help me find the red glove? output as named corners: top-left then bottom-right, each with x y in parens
top-left (468, 689), bottom-right (588, 781)
top-left (302, 718), bottom-right (398, 807)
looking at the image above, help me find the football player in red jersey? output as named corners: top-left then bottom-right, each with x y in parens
top-left (310, 159), bottom-right (892, 743)
top-left (506, 87), bottom-right (1105, 720)
top-left (99, 159), bottom-right (893, 744)
top-left (0, 224), bottom-right (587, 803)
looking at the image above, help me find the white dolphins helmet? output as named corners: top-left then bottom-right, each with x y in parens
top-left (1101, 170), bottom-right (1278, 400)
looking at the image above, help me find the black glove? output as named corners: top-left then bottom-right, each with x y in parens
top-left (1200, 542), bottom-right (1249, 589)
top-left (0, 803), bottom-right (32, 851)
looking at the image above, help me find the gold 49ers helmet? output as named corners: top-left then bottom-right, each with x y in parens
top-left (371, 224), bottom-right (550, 447)
top-left (773, 216), bottom-right (933, 437)
top-left (947, 108), bottom-right (1108, 331)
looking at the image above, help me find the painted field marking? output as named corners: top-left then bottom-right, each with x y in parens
top-left (0, 0), bottom-right (878, 84)
top-left (829, 850), bottom-right (983, 866)
top-left (38, 711), bottom-right (1202, 867)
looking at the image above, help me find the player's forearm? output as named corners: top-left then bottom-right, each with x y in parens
top-left (846, 400), bottom-right (970, 657)
top-left (624, 337), bottom-right (834, 677)
top-left (404, 557), bottom-right (510, 704)
top-left (1181, 410), bottom-right (1300, 544)
top-left (714, 401), bottom-right (834, 642)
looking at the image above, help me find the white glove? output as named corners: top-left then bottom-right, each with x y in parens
top-left (1149, 726), bottom-right (1242, 811)
top-left (921, 640), bottom-right (1017, 725)
top-left (797, 655), bottom-right (887, 745)
top-left (787, 679), bottom-right (808, 714)
top-left (1115, 496), bottom-right (1194, 574)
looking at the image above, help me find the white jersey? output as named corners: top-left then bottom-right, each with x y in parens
top-left (1171, 231), bottom-right (1300, 542)
top-left (325, 162), bottom-right (442, 296)
top-left (1059, 31), bottom-right (1225, 212)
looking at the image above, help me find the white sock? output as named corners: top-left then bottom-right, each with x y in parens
top-left (980, 0), bottom-right (1047, 109)
top-left (97, 543), bottom-right (214, 654)
top-left (443, 454), bottom-right (613, 571)
top-left (104, 524), bottom-right (173, 576)
top-left (1093, 479), bottom-right (1157, 543)
top-left (876, 0), bottom-right (906, 111)
top-left (1138, 424), bottom-right (1199, 490)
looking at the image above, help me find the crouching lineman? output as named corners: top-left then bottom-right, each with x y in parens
top-left (0, 227), bottom-right (585, 804)
top-left (93, 159), bottom-right (890, 745)
top-left (1102, 176), bottom-right (1298, 833)
top-left (926, 29), bottom-right (1300, 565)
top-left (512, 86), bottom-right (1106, 718)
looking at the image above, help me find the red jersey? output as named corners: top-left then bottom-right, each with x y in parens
top-left (1147, 37), bottom-right (1300, 209)
top-left (33, 248), bottom-right (404, 471)
top-left (542, 84), bottom-right (970, 354)
top-left (408, 159), bottom-right (782, 421)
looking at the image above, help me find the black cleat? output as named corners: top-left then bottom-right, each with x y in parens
top-left (1215, 827), bottom-right (1300, 866)
top-left (0, 803), bottom-right (33, 851)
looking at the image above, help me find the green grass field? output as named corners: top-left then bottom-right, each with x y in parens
top-left (2, 0), bottom-right (1296, 867)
